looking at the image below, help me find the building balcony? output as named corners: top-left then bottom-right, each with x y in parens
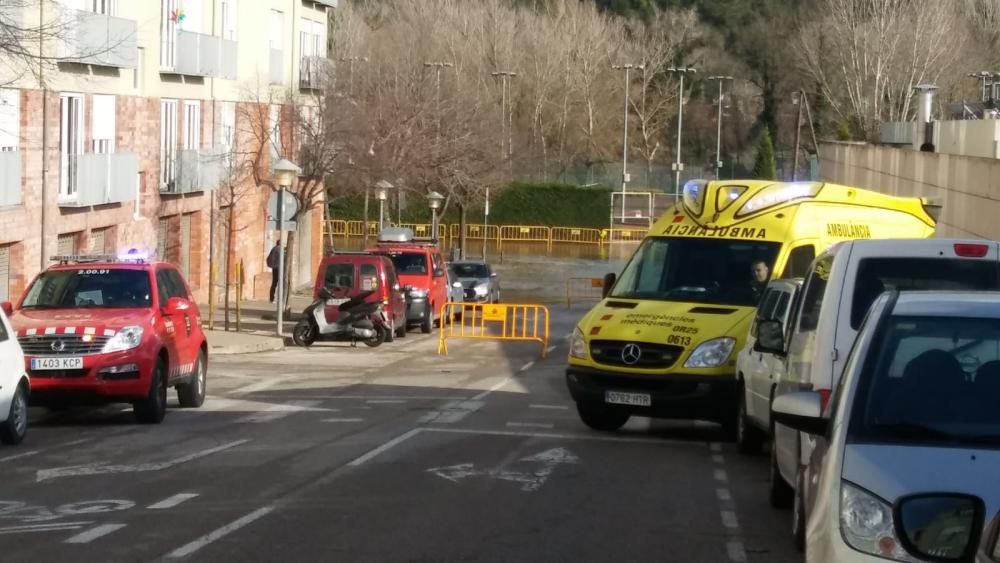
top-left (161, 31), bottom-right (237, 79)
top-left (0, 151), bottom-right (21, 207)
top-left (299, 56), bottom-right (332, 91)
top-left (60, 9), bottom-right (138, 68)
top-left (59, 152), bottom-right (138, 208)
top-left (162, 148), bottom-right (229, 195)
top-left (270, 49), bottom-right (284, 85)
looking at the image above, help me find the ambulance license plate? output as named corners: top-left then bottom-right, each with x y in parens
top-left (605, 391), bottom-right (651, 407)
top-left (31, 357), bottom-right (83, 371)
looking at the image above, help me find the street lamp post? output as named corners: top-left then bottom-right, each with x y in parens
top-left (428, 191), bottom-right (445, 240)
top-left (667, 65), bottom-right (696, 196)
top-left (272, 159), bottom-right (302, 338)
top-left (375, 180), bottom-right (394, 232)
top-left (491, 71), bottom-right (517, 169)
top-left (707, 75), bottom-right (733, 180)
top-left (612, 63), bottom-right (643, 221)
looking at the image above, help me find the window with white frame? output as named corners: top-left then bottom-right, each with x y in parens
top-left (160, 99), bottom-right (178, 189)
top-left (221, 0), bottom-right (237, 41)
top-left (160, 0), bottom-right (178, 69)
top-left (184, 101), bottom-right (200, 150)
top-left (91, 94), bottom-right (115, 154)
top-left (0, 89), bottom-right (19, 153)
top-left (59, 93), bottom-right (84, 198)
top-left (269, 10), bottom-right (283, 50)
top-left (299, 18), bottom-right (325, 59)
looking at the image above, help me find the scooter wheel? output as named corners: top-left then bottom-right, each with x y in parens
top-left (363, 325), bottom-right (387, 348)
top-left (293, 321), bottom-right (316, 346)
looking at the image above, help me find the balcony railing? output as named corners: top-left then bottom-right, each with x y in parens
top-left (162, 31), bottom-right (237, 79)
top-left (60, 9), bottom-right (138, 68)
top-left (162, 148), bottom-right (228, 194)
top-left (270, 49), bottom-right (284, 85)
top-left (0, 151), bottom-right (21, 207)
top-left (299, 56), bottom-right (332, 90)
top-left (59, 153), bottom-right (138, 207)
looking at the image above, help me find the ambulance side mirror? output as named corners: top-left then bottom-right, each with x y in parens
top-left (602, 273), bottom-right (616, 298)
top-left (1, 302), bottom-right (13, 318)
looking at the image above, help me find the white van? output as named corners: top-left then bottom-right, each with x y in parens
top-left (752, 238), bottom-right (1000, 550)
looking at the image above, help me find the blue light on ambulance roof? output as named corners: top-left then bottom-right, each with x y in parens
top-left (118, 248), bottom-right (150, 262)
top-left (681, 179), bottom-right (707, 214)
top-left (735, 182), bottom-right (820, 217)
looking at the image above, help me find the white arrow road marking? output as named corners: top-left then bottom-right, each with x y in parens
top-left (427, 447), bottom-right (579, 492)
top-left (35, 439), bottom-right (249, 482)
top-left (64, 523), bottom-right (126, 544)
top-left (235, 400), bottom-right (328, 423)
top-left (148, 493), bottom-right (199, 510)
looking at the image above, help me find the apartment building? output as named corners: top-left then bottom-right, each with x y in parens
top-left (0, 0), bottom-right (335, 304)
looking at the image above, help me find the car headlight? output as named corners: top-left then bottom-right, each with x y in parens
top-left (683, 337), bottom-right (736, 368)
top-left (474, 283), bottom-right (489, 296)
top-left (409, 288), bottom-right (428, 298)
top-left (570, 327), bottom-right (587, 359)
top-left (840, 481), bottom-right (918, 562)
top-left (101, 326), bottom-right (144, 354)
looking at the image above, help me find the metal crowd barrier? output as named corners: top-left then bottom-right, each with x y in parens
top-left (551, 227), bottom-right (602, 245)
top-left (566, 277), bottom-right (605, 308)
top-left (437, 302), bottom-right (550, 358)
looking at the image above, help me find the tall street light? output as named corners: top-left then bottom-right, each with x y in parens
top-left (667, 65), bottom-right (697, 197)
top-left (428, 191), bottom-right (445, 240)
top-left (707, 75), bottom-right (733, 180)
top-left (375, 179), bottom-right (395, 232)
top-left (424, 62), bottom-right (454, 138)
top-left (490, 70), bottom-right (517, 259)
top-left (612, 63), bottom-right (643, 222)
top-left (272, 158), bottom-right (301, 337)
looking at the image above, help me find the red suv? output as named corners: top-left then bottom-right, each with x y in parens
top-left (8, 252), bottom-right (207, 424)
top-left (313, 252), bottom-right (408, 341)
top-left (368, 228), bottom-right (449, 334)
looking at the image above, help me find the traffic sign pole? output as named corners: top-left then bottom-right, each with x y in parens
top-left (276, 186), bottom-right (285, 337)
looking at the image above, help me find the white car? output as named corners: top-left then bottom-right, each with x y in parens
top-left (758, 238), bottom-right (1000, 550)
top-left (772, 290), bottom-right (1000, 562)
top-left (735, 278), bottom-right (802, 455)
top-left (0, 303), bottom-right (29, 445)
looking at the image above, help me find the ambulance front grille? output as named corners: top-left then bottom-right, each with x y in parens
top-left (18, 334), bottom-right (111, 355)
top-left (589, 340), bottom-right (684, 369)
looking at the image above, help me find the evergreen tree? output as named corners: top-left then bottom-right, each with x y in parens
top-left (752, 127), bottom-right (777, 180)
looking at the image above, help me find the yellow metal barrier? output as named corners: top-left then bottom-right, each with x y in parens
top-left (399, 223), bottom-right (447, 240)
top-left (324, 220), bottom-right (348, 237)
top-left (345, 220), bottom-right (380, 238)
top-left (566, 277), bottom-right (605, 308)
top-left (447, 223), bottom-right (499, 242)
top-left (551, 227), bottom-right (602, 245)
top-left (609, 228), bottom-right (647, 242)
top-left (437, 302), bottom-right (550, 358)
top-left (499, 225), bottom-right (550, 244)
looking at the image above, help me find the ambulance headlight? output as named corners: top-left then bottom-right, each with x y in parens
top-left (683, 337), bottom-right (736, 368)
top-left (102, 326), bottom-right (144, 353)
top-left (570, 327), bottom-right (587, 359)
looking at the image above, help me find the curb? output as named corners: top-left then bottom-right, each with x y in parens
top-left (209, 339), bottom-right (285, 356)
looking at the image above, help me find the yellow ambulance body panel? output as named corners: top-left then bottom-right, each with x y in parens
top-left (566, 179), bottom-right (937, 431)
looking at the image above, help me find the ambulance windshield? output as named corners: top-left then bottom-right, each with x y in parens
top-left (609, 237), bottom-right (781, 306)
top-left (21, 269), bottom-right (153, 309)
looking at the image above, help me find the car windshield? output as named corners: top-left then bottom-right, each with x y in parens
top-left (386, 252), bottom-right (427, 275)
top-left (452, 263), bottom-right (489, 278)
top-left (21, 269), bottom-right (152, 309)
top-left (609, 237), bottom-right (781, 306)
top-left (849, 315), bottom-right (1000, 448)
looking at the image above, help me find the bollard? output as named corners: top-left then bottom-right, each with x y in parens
top-left (208, 263), bottom-right (217, 330)
top-left (235, 260), bottom-right (242, 332)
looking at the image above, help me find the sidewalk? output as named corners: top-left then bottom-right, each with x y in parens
top-left (205, 329), bottom-right (285, 355)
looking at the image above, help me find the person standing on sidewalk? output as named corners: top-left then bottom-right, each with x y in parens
top-left (268, 240), bottom-right (282, 303)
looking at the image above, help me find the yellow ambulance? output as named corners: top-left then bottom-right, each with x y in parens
top-left (566, 179), bottom-right (939, 432)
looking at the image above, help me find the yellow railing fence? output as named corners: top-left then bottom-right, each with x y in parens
top-left (499, 225), bottom-right (550, 244)
top-left (437, 302), bottom-right (550, 358)
top-left (551, 227), bottom-right (602, 245)
top-left (609, 228), bottom-right (647, 242)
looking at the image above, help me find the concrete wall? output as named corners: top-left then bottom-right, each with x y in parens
top-left (879, 119), bottom-right (1000, 159)
top-left (818, 141), bottom-right (1000, 240)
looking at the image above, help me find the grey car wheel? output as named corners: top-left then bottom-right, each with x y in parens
top-left (0, 384), bottom-right (28, 445)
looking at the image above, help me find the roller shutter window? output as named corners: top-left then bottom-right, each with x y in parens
top-left (180, 213), bottom-right (192, 279)
top-left (57, 232), bottom-right (77, 255)
top-left (157, 218), bottom-right (168, 260)
top-left (0, 245), bottom-right (9, 302)
top-left (91, 228), bottom-right (107, 254)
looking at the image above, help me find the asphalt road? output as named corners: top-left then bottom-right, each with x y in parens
top-left (0, 306), bottom-right (802, 563)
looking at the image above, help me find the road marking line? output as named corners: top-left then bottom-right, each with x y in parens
top-left (506, 422), bottom-right (555, 429)
top-left (60, 438), bottom-right (95, 447)
top-left (425, 427), bottom-right (707, 446)
top-left (472, 377), bottom-right (511, 401)
top-left (235, 400), bottom-right (325, 424)
top-left (713, 469), bottom-right (728, 482)
top-left (166, 506), bottom-right (274, 559)
top-left (716, 488), bottom-right (732, 502)
top-left (546, 345), bottom-right (556, 354)
top-left (0, 522), bottom-right (90, 534)
top-left (519, 361), bottom-right (535, 372)
top-left (712, 454), bottom-right (725, 464)
top-left (148, 493), bottom-right (200, 510)
top-left (321, 418), bottom-right (365, 423)
top-left (418, 401), bottom-right (484, 424)
top-left (265, 395), bottom-right (473, 401)
top-left (0, 450), bottom-right (40, 462)
top-left (366, 399), bottom-right (406, 404)
top-left (348, 428), bottom-right (423, 467)
top-left (64, 523), bottom-right (126, 544)
top-left (529, 404), bottom-right (569, 410)
top-left (36, 439), bottom-right (249, 482)
top-left (726, 541), bottom-right (748, 562)
top-left (721, 510), bottom-right (739, 529)
top-left (232, 378), bottom-right (287, 396)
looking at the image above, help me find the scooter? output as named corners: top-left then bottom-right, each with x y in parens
top-left (292, 288), bottom-right (389, 348)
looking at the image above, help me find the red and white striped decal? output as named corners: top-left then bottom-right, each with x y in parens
top-left (17, 326), bottom-right (118, 338)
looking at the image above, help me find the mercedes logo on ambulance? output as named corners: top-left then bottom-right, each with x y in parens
top-left (621, 343), bottom-right (642, 365)
top-left (51, 339), bottom-right (66, 353)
